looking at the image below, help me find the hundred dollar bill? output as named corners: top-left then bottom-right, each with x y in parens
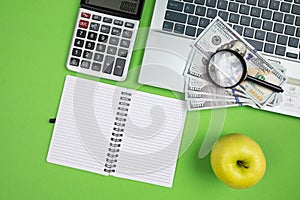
top-left (191, 17), bottom-right (287, 107)
top-left (186, 91), bottom-right (253, 103)
top-left (187, 99), bottom-right (253, 111)
top-left (185, 74), bottom-right (248, 98)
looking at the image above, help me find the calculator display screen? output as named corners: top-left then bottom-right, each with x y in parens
top-left (86, 0), bottom-right (140, 15)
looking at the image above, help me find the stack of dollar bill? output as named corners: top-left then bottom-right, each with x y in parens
top-left (184, 17), bottom-right (287, 111)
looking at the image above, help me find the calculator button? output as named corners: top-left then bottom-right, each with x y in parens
top-left (98, 34), bottom-right (108, 43)
top-left (70, 57), bottom-right (80, 66)
top-left (101, 25), bottom-right (111, 33)
top-left (103, 17), bottom-right (113, 23)
top-left (103, 56), bottom-right (114, 74)
top-left (74, 39), bottom-right (84, 47)
top-left (87, 32), bottom-right (98, 41)
top-left (113, 58), bottom-right (126, 77)
top-left (79, 20), bottom-right (89, 29)
top-left (114, 19), bottom-right (124, 26)
top-left (81, 60), bottom-right (91, 69)
top-left (118, 49), bottom-right (128, 58)
top-left (81, 12), bottom-right (91, 19)
top-left (90, 22), bottom-right (100, 31)
top-left (92, 15), bottom-right (101, 21)
top-left (112, 27), bottom-right (122, 36)
top-left (120, 39), bottom-right (130, 48)
top-left (76, 29), bottom-right (87, 38)
top-left (85, 41), bottom-right (95, 50)
top-left (122, 30), bottom-right (133, 38)
top-left (94, 53), bottom-right (104, 62)
top-left (72, 48), bottom-right (82, 57)
top-left (96, 44), bottom-right (106, 52)
top-left (125, 22), bottom-right (135, 29)
top-left (109, 37), bottom-right (120, 45)
top-left (91, 62), bottom-right (101, 71)
top-left (83, 51), bottom-right (93, 59)
top-left (107, 46), bottom-right (117, 55)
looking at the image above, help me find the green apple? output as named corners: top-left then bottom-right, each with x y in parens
top-left (210, 133), bottom-right (266, 189)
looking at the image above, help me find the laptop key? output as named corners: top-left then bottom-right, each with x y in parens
top-left (199, 18), bottom-right (210, 27)
top-left (233, 25), bottom-right (243, 35)
top-left (264, 43), bottom-right (275, 54)
top-left (195, 6), bottom-right (206, 16)
top-left (184, 3), bottom-right (195, 14)
top-left (207, 8), bottom-right (217, 18)
top-left (286, 52), bottom-right (298, 59)
top-left (284, 25), bottom-right (295, 36)
top-left (292, 5), bottom-right (300, 15)
top-left (262, 10), bottom-right (272, 20)
top-left (296, 17), bottom-right (300, 26)
top-left (296, 28), bottom-right (300, 37)
top-left (218, 11), bottom-right (229, 21)
top-left (251, 18), bottom-right (262, 28)
top-left (229, 13), bottom-right (240, 23)
top-left (250, 7), bottom-right (261, 17)
top-left (280, 2), bottom-right (292, 12)
top-left (247, 0), bottom-right (257, 6)
top-left (275, 45), bottom-right (286, 56)
top-left (174, 23), bottom-right (185, 34)
top-left (228, 2), bottom-right (239, 12)
top-left (185, 26), bottom-right (196, 37)
top-left (206, 0), bottom-right (217, 8)
top-left (273, 23), bottom-right (284, 33)
top-left (217, 0), bottom-right (228, 10)
top-left (165, 11), bottom-right (187, 23)
top-left (284, 14), bottom-right (295, 25)
top-left (188, 15), bottom-right (199, 26)
top-left (269, 0), bottom-right (280, 10)
top-left (277, 35), bottom-right (288, 45)
top-left (241, 16), bottom-right (251, 26)
top-left (197, 28), bottom-right (204, 36)
top-left (240, 5), bottom-right (250, 15)
top-left (244, 27), bottom-right (254, 38)
top-left (266, 32), bottom-right (277, 43)
top-left (258, 0), bottom-right (268, 8)
top-left (167, 0), bottom-right (184, 12)
top-left (195, 0), bottom-right (205, 5)
top-left (255, 30), bottom-right (266, 40)
top-left (245, 38), bottom-right (263, 51)
top-left (163, 21), bottom-right (174, 32)
top-left (262, 21), bottom-right (273, 31)
top-left (273, 12), bottom-right (283, 22)
top-left (288, 37), bottom-right (299, 48)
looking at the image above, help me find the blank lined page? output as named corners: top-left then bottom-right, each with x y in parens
top-left (115, 90), bottom-right (187, 187)
top-left (47, 76), bottom-right (120, 175)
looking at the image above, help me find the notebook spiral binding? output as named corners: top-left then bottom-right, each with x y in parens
top-left (104, 91), bottom-right (132, 174)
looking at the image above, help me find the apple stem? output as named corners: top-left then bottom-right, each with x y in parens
top-left (237, 160), bottom-right (249, 169)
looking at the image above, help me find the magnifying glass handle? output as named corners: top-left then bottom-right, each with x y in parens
top-left (246, 75), bottom-right (284, 93)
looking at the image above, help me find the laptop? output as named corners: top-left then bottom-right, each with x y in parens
top-left (139, 0), bottom-right (300, 117)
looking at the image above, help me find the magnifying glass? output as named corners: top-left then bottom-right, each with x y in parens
top-left (207, 49), bottom-right (284, 93)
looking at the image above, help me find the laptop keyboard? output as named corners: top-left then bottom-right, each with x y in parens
top-left (163, 0), bottom-right (300, 61)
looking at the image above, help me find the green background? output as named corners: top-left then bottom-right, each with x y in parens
top-left (1, 0), bottom-right (299, 199)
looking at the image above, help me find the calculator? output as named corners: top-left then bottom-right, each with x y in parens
top-left (67, 0), bottom-right (145, 81)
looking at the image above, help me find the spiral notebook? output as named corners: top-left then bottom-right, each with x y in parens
top-left (47, 75), bottom-right (187, 187)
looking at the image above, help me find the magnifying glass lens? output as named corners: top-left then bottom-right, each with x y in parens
top-left (208, 51), bottom-right (245, 88)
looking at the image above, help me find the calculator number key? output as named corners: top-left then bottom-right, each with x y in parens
top-left (72, 48), bottom-right (82, 57)
top-left (76, 29), bottom-right (87, 38)
top-left (85, 41), bottom-right (95, 50)
top-left (81, 60), bottom-right (91, 69)
top-left (94, 53), bottom-right (104, 62)
top-left (87, 32), bottom-right (98, 41)
top-left (83, 51), bottom-right (93, 59)
top-left (98, 34), bottom-right (108, 43)
top-left (70, 57), bottom-right (80, 66)
top-left (74, 39), bottom-right (84, 47)
top-left (113, 58), bottom-right (126, 77)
